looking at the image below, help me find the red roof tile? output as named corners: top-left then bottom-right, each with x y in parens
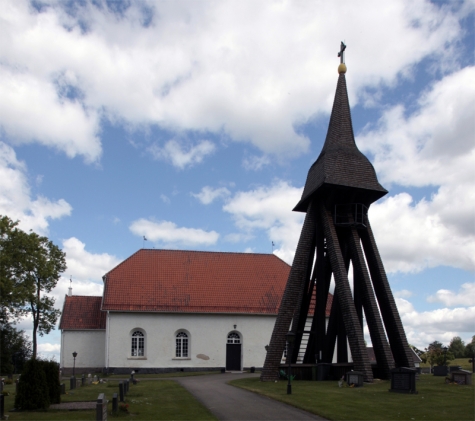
top-left (102, 249), bottom-right (332, 316)
top-left (59, 295), bottom-right (106, 330)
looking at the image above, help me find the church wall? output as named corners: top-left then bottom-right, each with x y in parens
top-left (106, 312), bottom-right (276, 371)
top-left (60, 330), bottom-right (106, 372)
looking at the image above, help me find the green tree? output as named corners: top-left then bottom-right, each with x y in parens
top-left (0, 312), bottom-right (32, 374)
top-left (465, 335), bottom-right (475, 357)
top-left (448, 336), bottom-right (466, 358)
top-left (0, 216), bottom-right (33, 321)
top-left (0, 215), bottom-right (66, 359)
top-left (422, 341), bottom-right (455, 367)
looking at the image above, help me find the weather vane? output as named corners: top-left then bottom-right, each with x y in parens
top-left (338, 41), bottom-right (346, 64)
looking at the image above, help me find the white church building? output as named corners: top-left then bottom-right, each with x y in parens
top-left (59, 249), bottom-right (333, 374)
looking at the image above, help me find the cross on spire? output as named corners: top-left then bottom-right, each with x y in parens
top-left (338, 41), bottom-right (346, 64)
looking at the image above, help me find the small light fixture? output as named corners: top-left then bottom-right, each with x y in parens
top-left (72, 351), bottom-right (78, 377)
top-left (234, 324), bottom-right (237, 329)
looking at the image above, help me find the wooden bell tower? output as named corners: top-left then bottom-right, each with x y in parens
top-left (261, 44), bottom-right (413, 382)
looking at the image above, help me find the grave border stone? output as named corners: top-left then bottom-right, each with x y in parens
top-left (451, 370), bottom-right (472, 385)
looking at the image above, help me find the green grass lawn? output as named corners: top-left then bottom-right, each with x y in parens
top-left (230, 374), bottom-right (474, 421)
top-left (1, 378), bottom-right (217, 420)
top-left (419, 358), bottom-right (473, 371)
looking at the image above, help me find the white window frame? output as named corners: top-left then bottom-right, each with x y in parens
top-left (227, 332), bottom-right (241, 344)
top-left (129, 329), bottom-right (146, 359)
top-left (175, 331), bottom-right (190, 359)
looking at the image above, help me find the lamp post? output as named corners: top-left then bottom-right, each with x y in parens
top-left (286, 331), bottom-right (295, 395)
top-left (72, 352), bottom-right (78, 377)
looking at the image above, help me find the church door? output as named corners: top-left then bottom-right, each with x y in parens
top-left (226, 332), bottom-right (242, 371)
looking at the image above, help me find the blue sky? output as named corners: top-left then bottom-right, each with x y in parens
top-left (1, 0), bottom-right (474, 360)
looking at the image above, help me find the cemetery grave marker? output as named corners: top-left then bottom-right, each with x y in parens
top-left (96, 393), bottom-right (108, 421)
top-left (389, 367), bottom-right (417, 394)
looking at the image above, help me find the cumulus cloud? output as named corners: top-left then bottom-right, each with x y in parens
top-left (0, 141), bottom-right (72, 234)
top-left (394, 290), bottom-right (413, 298)
top-left (223, 181), bottom-right (304, 264)
top-left (192, 186), bottom-right (231, 205)
top-left (0, 0), bottom-right (466, 161)
top-left (149, 140), bottom-right (216, 169)
top-left (62, 237), bottom-right (121, 282)
top-left (357, 67), bottom-right (475, 274)
top-left (129, 218), bottom-right (219, 246)
top-left (427, 283), bottom-right (475, 307)
top-left (390, 297), bottom-right (475, 349)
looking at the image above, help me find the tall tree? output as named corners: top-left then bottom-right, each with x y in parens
top-left (0, 215), bottom-right (66, 359)
top-left (448, 336), bottom-right (466, 358)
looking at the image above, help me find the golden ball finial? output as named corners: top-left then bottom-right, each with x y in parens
top-left (338, 63), bottom-right (347, 74)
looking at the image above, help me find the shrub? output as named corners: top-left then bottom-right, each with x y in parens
top-left (14, 359), bottom-right (50, 410)
top-left (39, 360), bottom-right (61, 404)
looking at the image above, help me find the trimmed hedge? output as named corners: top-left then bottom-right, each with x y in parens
top-left (14, 359), bottom-right (50, 410)
top-left (41, 360), bottom-right (61, 404)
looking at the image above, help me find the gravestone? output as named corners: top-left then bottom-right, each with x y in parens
top-left (70, 376), bottom-right (76, 390)
top-left (119, 381), bottom-right (124, 402)
top-left (82, 375), bottom-right (85, 386)
top-left (60, 383), bottom-right (66, 394)
top-left (346, 371), bottom-right (364, 387)
top-left (96, 393), bottom-right (108, 421)
top-left (389, 367), bottom-right (417, 394)
top-left (433, 366), bottom-right (449, 376)
top-left (451, 370), bottom-right (472, 385)
top-left (112, 393), bottom-right (118, 413)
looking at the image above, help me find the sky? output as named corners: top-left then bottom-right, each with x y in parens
top-left (1, 0), bottom-right (474, 362)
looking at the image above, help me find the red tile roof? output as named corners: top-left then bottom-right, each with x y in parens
top-left (59, 295), bottom-right (106, 330)
top-left (102, 249), bottom-right (332, 316)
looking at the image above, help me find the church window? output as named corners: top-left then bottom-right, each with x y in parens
top-left (131, 330), bottom-right (145, 357)
top-left (227, 332), bottom-right (241, 344)
top-left (176, 332), bottom-right (188, 358)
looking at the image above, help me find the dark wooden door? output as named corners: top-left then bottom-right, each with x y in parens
top-left (226, 343), bottom-right (242, 371)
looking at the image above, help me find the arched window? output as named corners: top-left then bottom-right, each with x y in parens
top-left (227, 332), bottom-right (241, 344)
top-left (131, 330), bottom-right (145, 357)
top-left (176, 332), bottom-right (189, 358)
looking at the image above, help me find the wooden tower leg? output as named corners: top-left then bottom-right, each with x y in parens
top-left (348, 227), bottom-right (394, 379)
top-left (359, 220), bottom-right (414, 368)
top-left (260, 200), bottom-right (318, 381)
top-left (319, 203), bottom-right (373, 382)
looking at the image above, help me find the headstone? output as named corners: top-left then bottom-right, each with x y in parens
top-left (119, 381), bottom-right (124, 402)
top-left (346, 371), bottom-right (364, 387)
top-left (96, 393), bottom-right (108, 421)
top-left (82, 375), bottom-right (85, 386)
top-left (451, 370), bottom-right (472, 385)
top-left (60, 383), bottom-right (66, 394)
top-left (112, 393), bottom-right (118, 413)
top-left (70, 376), bottom-right (76, 390)
top-left (389, 367), bottom-right (418, 394)
top-left (93, 375), bottom-right (98, 383)
top-left (433, 366), bottom-right (449, 376)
